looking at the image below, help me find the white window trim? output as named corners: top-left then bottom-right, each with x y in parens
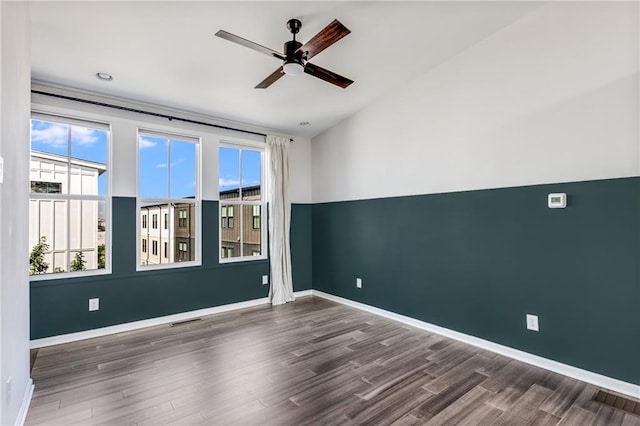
top-left (218, 141), bottom-right (267, 264)
top-left (136, 128), bottom-right (202, 272)
top-left (29, 111), bottom-right (113, 281)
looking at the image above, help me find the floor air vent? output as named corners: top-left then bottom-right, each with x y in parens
top-left (170, 318), bottom-right (202, 327)
top-left (593, 390), bottom-right (640, 416)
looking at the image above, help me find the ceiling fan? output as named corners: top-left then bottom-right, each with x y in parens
top-left (215, 18), bottom-right (353, 89)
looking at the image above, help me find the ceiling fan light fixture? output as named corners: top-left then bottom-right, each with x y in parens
top-left (283, 60), bottom-right (304, 76)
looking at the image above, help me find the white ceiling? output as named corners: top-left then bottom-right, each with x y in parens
top-left (30, 1), bottom-right (541, 138)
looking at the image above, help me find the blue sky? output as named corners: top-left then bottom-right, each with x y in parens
top-left (31, 119), bottom-right (108, 195)
top-left (31, 119), bottom-right (262, 201)
top-left (219, 146), bottom-right (261, 192)
top-left (138, 135), bottom-right (196, 199)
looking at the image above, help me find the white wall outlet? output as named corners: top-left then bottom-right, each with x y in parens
top-left (356, 278), bottom-right (362, 289)
top-left (89, 298), bottom-right (100, 311)
top-left (526, 314), bottom-right (539, 331)
top-left (262, 275), bottom-right (269, 285)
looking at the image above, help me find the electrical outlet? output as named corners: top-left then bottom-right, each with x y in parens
top-left (262, 275), bottom-right (269, 285)
top-left (356, 278), bottom-right (362, 289)
top-left (526, 314), bottom-right (539, 332)
top-left (89, 298), bottom-right (100, 311)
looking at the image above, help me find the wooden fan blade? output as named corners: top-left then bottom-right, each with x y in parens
top-left (215, 30), bottom-right (285, 60)
top-left (304, 62), bottom-right (353, 88)
top-left (298, 19), bottom-right (351, 61)
top-left (255, 67), bottom-right (285, 89)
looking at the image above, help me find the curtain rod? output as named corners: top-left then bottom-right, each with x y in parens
top-left (31, 89), bottom-right (292, 141)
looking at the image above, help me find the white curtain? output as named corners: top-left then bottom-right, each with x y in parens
top-left (266, 135), bottom-right (295, 305)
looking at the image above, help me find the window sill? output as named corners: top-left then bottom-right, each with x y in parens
top-left (136, 260), bottom-right (202, 272)
top-left (29, 268), bottom-right (113, 282)
top-left (219, 255), bottom-right (268, 264)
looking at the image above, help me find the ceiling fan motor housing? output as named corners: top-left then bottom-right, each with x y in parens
top-left (284, 40), bottom-right (304, 62)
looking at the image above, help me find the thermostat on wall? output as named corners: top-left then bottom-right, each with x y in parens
top-left (548, 193), bottom-right (567, 208)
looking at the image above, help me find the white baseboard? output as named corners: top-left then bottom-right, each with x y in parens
top-left (311, 290), bottom-right (640, 400)
top-left (30, 290), bottom-right (312, 349)
top-left (15, 379), bottom-right (34, 426)
top-left (294, 289), bottom-right (312, 298)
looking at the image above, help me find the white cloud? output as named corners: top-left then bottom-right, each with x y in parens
top-left (156, 158), bottom-right (185, 169)
top-left (72, 127), bottom-right (100, 146)
top-left (139, 138), bottom-right (157, 149)
top-left (31, 123), bottom-right (69, 148)
top-left (219, 178), bottom-right (240, 187)
top-left (31, 123), bottom-right (101, 148)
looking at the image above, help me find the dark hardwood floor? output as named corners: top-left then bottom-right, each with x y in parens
top-left (26, 296), bottom-right (639, 425)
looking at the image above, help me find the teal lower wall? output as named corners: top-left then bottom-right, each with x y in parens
top-left (312, 177), bottom-right (640, 385)
top-left (30, 179), bottom-right (639, 385)
top-left (30, 199), bottom-right (312, 339)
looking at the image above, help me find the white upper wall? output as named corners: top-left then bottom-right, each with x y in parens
top-left (1, 2), bottom-right (32, 425)
top-left (311, 2), bottom-right (639, 203)
top-left (289, 136), bottom-right (312, 204)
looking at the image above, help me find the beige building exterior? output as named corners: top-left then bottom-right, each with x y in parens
top-left (140, 202), bottom-right (196, 265)
top-left (220, 185), bottom-right (262, 258)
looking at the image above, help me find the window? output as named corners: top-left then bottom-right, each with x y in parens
top-left (29, 114), bottom-right (109, 276)
top-left (138, 130), bottom-right (198, 267)
top-left (178, 241), bottom-right (188, 260)
top-left (219, 145), bottom-right (265, 261)
top-left (221, 247), bottom-right (234, 258)
top-left (142, 239), bottom-right (147, 253)
top-left (221, 206), bottom-right (234, 228)
top-left (142, 214), bottom-right (147, 229)
top-left (253, 205), bottom-right (261, 229)
top-left (152, 240), bottom-right (158, 256)
top-left (31, 181), bottom-right (62, 194)
top-left (221, 206), bottom-right (228, 228)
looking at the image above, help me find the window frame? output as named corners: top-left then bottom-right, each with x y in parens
top-left (218, 141), bottom-right (267, 264)
top-left (136, 128), bottom-right (201, 271)
top-left (29, 111), bottom-right (112, 281)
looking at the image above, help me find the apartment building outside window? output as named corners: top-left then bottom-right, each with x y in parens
top-left (219, 144), bottom-right (265, 262)
top-left (138, 130), bottom-right (199, 268)
top-left (29, 114), bottom-right (110, 277)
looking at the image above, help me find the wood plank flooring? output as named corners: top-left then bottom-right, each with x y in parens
top-left (26, 296), bottom-right (640, 425)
